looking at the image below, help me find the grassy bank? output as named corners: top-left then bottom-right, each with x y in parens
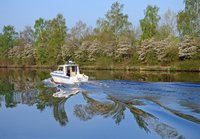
top-left (0, 60), bottom-right (199, 72)
top-left (81, 65), bottom-right (200, 72)
top-left (0, 64), bottom-right (52, 69)
top-left (80, 59), bottom-right (200, 72)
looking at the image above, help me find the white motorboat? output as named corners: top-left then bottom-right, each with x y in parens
top-left (50, 61), bottom-right (89, 84)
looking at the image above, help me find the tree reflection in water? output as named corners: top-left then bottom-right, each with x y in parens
top-left (74, 91), bottom-right (185, 139)
top-left (0, 85), bottom-right (186, 138)
top-left (36, 87), bottom-right (68, 126)
top-left (127, 104), bottom-right (185, 139)
top-left (74, 92), bottom-right (126, 124)
top-left (0, 68), bottom-right (199, 138)
top-left (53, 98), bottom-right (68, 126)
top-left (0, 69), bottom-right (69, 127)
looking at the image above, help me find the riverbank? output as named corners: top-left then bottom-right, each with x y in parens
top-left (0, 64), bottom-right (199, 72)
top-left (0, 64), bottom-right (52, 69)
top-left (81, 65), bottom-right (200, 72)
top-left (81, 59), bottom-right (200, 72)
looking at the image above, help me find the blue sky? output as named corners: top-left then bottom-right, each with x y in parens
top-left (0, 0), bottom-right (184, 32)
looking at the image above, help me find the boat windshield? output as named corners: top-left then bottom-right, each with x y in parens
top-left (58, 66), bottom-right (63, 71)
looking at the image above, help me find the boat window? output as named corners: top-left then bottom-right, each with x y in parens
top-left (67, 67), bottom-right (70, 76)
top-left (72, 66), bottom-right (77, 72)
top-left (58, 67), bottom-right (63, 71)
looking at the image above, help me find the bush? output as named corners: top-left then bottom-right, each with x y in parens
top-left (95, 57), bottom-right (114, 69)
top-left (131, 52), bottom-right (140, 66)
top-left (145, 50), bottom-right (158, 65)
top-left (35, 47), bottom-right (47, 64)
top-left (164, 46), bottom-right (179, 64)
top-left (177, 60), bottom-right (200, 71)
top-left (22, 56), bottom-right (36, 65)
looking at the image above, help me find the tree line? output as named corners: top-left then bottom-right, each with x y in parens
top-left (0, 0), bottom-right (199, 67)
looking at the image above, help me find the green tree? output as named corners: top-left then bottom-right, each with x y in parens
top-left (177, 11), bottom-right (195, 37)
top-left (177, 0), bottom-right (200, 37)
top-left (140, 5), bottom-right (161, 40)
top-left (69, 20), bottom-right (92, 41)
top-left (185, 0), bottom-right (200, 17)
top-left (63, 21), bottom-right (93, 62)
top-left (46, 14), bottom-right (67, 64)
top-left (33, 18), bottom-right (48, 45)
top-left (0, 25), bottom-right (18, 55)
top-left (96, 2), bottom-right (132, 37)
top-left (34, 14), bottom-right (67, 65)
top-left (34, 18), bottom-right (48, 64)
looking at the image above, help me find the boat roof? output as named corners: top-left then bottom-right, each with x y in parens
top-left (58, 61), bottom-right (78, 67)
top-left (59, 64), bottom-right (78, 67)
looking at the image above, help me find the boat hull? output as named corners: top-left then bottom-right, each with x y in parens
top-left (51, 74), bottom-right (73, 84)
top-left (50, 72), bottom-right (88, 84)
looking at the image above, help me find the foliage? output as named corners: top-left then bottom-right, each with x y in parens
top-left (177, 0), bottom-right (200, 37)
top-left (176, 60), bottom-right (200, 71)
top-left (94, 28), bottom-right (115, 42)
top-left (35, 46), bottom-right (47, 64)
top-left (0, 2), bottom-right (199, 69)
top-left (63, 21), bottom-right (93, 61)
top-left (0, 80), bottom-right (13, 94)
top-left (193, 52), bottom-right (200, 60)
top-left (96, 2), bottom-right (132, 38)
top-left (156, 25), bottom-right (172, 40)
top-left (145, 50), bottom-right (158, 65)
top-left (95, 57), bottom-right (114, 68)
top-left (115, 36), bottom-right (134, 61)
top-left (179, 35), bottom-right (200, 60)
top-left (164, 45), bottom-right (179, 64)
top-left (131, 51), bottom-right (140, 65)
top-left (156, 9), bottom-right (177, 40)
top-left (161, 9), bottom-right (177, 36)
top-left (34, 18), bottom-right (47, 45)
top-left (69, 20), bottom-right (92, 41)
top-left (34, 14), bottom-right (67, 65)
top-left (177, 10), bottom-right (197, 37)
top-left (140, 5), bottom-right (161, 40)
top-left (0, 25), bottom-right (18, 55)
top-left (18, 26), bottom-right (34, 46)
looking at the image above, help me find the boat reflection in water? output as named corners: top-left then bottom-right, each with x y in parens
top-left (0, 69), bottom-right (200, 139)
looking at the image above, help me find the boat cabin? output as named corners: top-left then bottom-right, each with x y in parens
top-left (57, 62), bottom-right (80, 77)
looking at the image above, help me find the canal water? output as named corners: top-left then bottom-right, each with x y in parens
top-left (0, 69), bottom-right (200, 139)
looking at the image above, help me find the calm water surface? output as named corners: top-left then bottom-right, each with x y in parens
top-left (0, 69), bottom-right (200, 139)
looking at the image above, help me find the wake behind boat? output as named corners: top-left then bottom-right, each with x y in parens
top-left (50, 61), bottom-right (89, 84)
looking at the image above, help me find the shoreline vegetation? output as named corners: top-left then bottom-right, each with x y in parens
top-left (0, 1), bottom-right (199, 72)
top-left (0, 63), bottom-right (199, 72)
